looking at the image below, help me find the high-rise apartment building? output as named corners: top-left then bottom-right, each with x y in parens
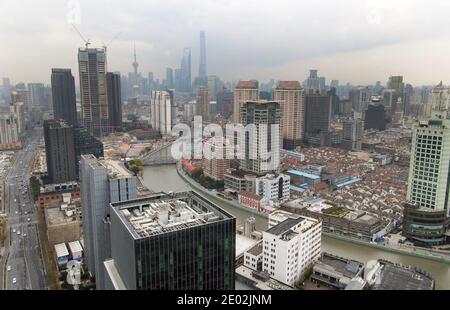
top-left (341, 119), bottom-right (364, 151)
top-left (73, 127), bottom-right (104, 175)
top-left (349, 87), bottom-right (372, 113)
top-left (197, 86), bottom-right (210, 121)
top-left (150, 90), bottom-right (175, 135)
top-left (202, 137), bottom-right (231, 181)
top-left (403, 82), bottom-right (450, 246)
top-left (233, 81), bottom-right (259, 123)
top-left (104, 191), bottom-right (236, 290)
top-left (78, 48), bottom-right (109, 137)
top-left (44, 120), bottom-right (77, 184)
top-left (364, 104), bottom-right (387, 131)
top-left (51, 69), bottom-right (77, 127)
top-left (240, 100), bottom-right (281, 175)
top-left (80, 155), bottom-right (137, 289)
top-left (273, 81), bottom-right (305, 150)
top-left (106, 72), bottom-right (122, 131)
top-left (0, 108), bottom-right (20, 147)
top-left (28, 83), bottom-right (45, 109)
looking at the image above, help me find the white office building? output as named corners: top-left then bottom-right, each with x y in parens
top-left (260, 211), bottom-right (322, 287)
top-left (255, 174), bottom-right (290, 204)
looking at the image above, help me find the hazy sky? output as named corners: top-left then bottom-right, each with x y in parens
top-left (1, 0), bottom-right (450, 86)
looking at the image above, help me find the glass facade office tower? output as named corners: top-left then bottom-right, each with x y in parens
top-left (51, 68), bottom-right (78, 127)
top-left (44, 119), bottom-right (77, 184)
top-left (105, 192), bottom-right (236, 290)
top-left (106, 72), bottom-right (122, 131)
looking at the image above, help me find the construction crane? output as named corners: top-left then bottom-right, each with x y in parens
top-left (71, 24), bottom-right (91, 48)
top-left (102, 32), bottom-right (121, 54)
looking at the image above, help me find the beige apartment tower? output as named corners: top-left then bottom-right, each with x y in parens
top-left (274, 81), bottom-right (305, 150)
top-left (233, 81), bottom-right (259, 123)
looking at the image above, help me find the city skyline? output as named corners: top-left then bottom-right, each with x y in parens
top-left (1, 0), bottom-right (450, 85)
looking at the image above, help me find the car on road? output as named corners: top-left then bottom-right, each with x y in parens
top-left (15, 211), bottom-right (18, 214)
top-left (12, 229), bottom-right (16, 233)
top-left (17, 231), bottom-right (21, 235)
top-left (27, 218), bottom-right (30, 222)
top-left (12, 278), bottom-right (16, 284)
top-left (7, 266), bottom-right (11, 271)
top-left (23, 233), bottom-right (27, 237)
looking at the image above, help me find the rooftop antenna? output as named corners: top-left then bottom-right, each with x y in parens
top-left (71, 24), bottom-right (90, 48)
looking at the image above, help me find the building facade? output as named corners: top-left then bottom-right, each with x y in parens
top-left (105, 192), bottom-right (236, 290)
top-left (150, 90), bottom-right (175, 135)
top-left (233, 81), bottom-right (259, 123)
top-left (260, 211), bottom-right (322, 287)
top-left (51, 68), bottom-right (77, 127)
top-left (44, 120), bottom-right (77, 184)
top-left (240, 100), bottom-right (282, 175)
top-left (78, 48), bottom-right (109, 137)
top-left (273, 81), bottom-right (305, 149)
top-left (106, 72), bottom-right (123, 131)
top-left (80, 155), bottom-right (137, 289)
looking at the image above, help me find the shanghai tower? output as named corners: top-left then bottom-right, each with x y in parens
top-left (199, 30), bottom-right (207, 79)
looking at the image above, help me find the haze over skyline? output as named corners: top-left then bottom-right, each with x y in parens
top-left (1, 0), bottom-right (450, 85)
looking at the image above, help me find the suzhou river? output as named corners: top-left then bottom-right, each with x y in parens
top-left (143, 165), bottom-right (450, 290)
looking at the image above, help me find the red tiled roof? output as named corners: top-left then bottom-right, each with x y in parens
top-left (236, 80), bottom-right (258, 89)
top-left (276, 81), bottom-right (301, 90)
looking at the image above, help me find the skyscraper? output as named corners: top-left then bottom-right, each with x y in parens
top-left (165, 68), bottom-right (174, 89)
top-left (78, 47), bottom-right (109, 137)
top-left (104, 191), bottom-right (235, 290)
top-left (341, 119), bottom-right (364, 151)
top-left (305, 94), bottom-right (332, 135)
top-left (349, 86), bottom-right (372, 113)
top-left (273, 81), bottom-right (305, 150)
top-left (306, 70), bottom-right (320, 94)
top-left (197, 86), bottom-right (210, 121)
top-left (150, 90), bottom-right (175, 135)
top-left (199, 30), bottom-right (207, 80)
top-left (44, 119), bottom-right (77, 184)
top-left (80, 155), bottom-right (137, 289)
top-left (240, 100), bottom-right (281, 175)
top-left (28, 83), bottom-right (45, 108)
top-left (106, 72), bottom-right (122, 131)
top-left (403, 82), bottom-right (450, 246)
top-left (233, 81), bottom-right (259, 123)
top-left (51, 69), bottom-right (77, 127)
top-left (180, 48), bottom-right (192, 93)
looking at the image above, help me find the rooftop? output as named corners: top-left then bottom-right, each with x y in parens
top-left (111, 192), bottom-right (233, 239)
top-left (247, 241), bottom-right (263, 257)
top-left (287, 169), bottom-right (321, 180)
top-left (266, 215), bottom-right (304, 236)
top-left (373, 263), bottom-right (434, 290)
top-left (276, 81), bottom-right (302, 90)
top-left (54, 243), bottom-right (69, 258)
top-left (236, 80), bottom-right (258, 89)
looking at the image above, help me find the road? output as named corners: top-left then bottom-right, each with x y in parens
top-left (0, 127), bottom-right (48, 290)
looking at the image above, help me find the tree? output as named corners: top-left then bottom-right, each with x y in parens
top-left (29, 176), bottom-right (41, 201)
top-left (126, 159), bottom-right (144, 176)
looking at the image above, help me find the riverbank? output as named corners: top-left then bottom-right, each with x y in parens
top-left (177, 163), bottom-right (450, 265)
top-left (176, 163), bottom-right (268, 219)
